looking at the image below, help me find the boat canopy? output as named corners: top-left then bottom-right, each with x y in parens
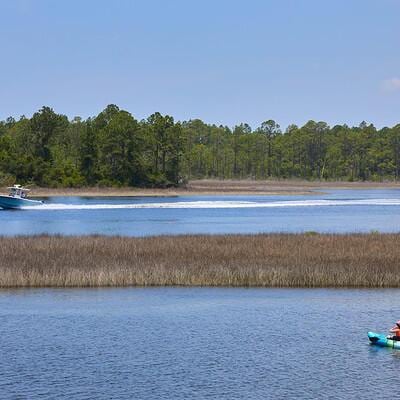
top-left (7, 185), bottom-right (30, 198)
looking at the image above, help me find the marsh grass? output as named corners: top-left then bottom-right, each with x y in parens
top-left (1, 234), bottom-right (400, 288)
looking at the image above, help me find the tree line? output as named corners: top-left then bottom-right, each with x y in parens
top-left (0, 104), bottom-right (399, 187)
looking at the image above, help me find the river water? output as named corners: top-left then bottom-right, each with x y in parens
top-left (2, 189), bottom-right (400, 399)
top-left (0, 288), bottom-right (398, 400)
top-left (1, 189), bottom-right (400, 236)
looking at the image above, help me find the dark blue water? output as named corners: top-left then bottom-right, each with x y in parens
top-left (1, 189), bottom-right (400, 235)
top-left (0, 288), bottom-right (398, 399)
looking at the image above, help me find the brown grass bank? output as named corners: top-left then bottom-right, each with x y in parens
top-left (1, 234), bottom-right (400, 288)
top-left (20, 179), bottom-right (400, 197)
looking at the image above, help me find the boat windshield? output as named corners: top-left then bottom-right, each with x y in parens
top-left (8, 186), bottom-right (30, 198)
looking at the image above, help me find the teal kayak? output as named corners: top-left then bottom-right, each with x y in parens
top-left (368, 331), bottom-right (400, 349)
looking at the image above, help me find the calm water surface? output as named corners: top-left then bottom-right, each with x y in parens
top-left (1, 189), bottom-right (400, 235)
top-left (0, 288), bottom-right (398, 399)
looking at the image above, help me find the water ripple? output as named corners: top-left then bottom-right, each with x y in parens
top-left (22, 198), bottom-right (400, 211)
top-left (0, 288), bottom-right (399, 399)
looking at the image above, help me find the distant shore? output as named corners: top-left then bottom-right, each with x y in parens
top-left (1, 233), bottom-right (400, 288)
top-left (14, 179), bottom-right (400, 197)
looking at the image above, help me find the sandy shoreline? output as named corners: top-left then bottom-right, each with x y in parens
top-left (7, 179), bottom-right (400, 197)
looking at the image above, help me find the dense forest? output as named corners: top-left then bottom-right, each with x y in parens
top-left (0, 104), bottom-right (400, 187)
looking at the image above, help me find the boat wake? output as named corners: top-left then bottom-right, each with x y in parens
top-left (21, 198), bottom-right (400, 211)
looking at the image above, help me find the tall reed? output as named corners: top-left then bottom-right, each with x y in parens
top-left (0, 234), bottom-right (399, 288)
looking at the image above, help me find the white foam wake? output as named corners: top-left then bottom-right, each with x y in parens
top-left (21, 198), bottom-right (400, 211)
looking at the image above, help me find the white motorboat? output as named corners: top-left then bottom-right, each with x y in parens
top-left (0, 185), bottom-right (44, 209)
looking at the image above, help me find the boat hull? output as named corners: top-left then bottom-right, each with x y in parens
top-left (368, 331), bottom-right (400, 349)
top-left (0, 195), bottom-right (43, 209)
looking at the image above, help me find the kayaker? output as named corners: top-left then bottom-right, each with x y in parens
top-left (389, 321), bottom-right (400, 340)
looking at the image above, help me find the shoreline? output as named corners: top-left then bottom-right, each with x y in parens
top-left (9, 179), bottom-right (400, 197)
top-left (1, 233), bottom-right (400, 288)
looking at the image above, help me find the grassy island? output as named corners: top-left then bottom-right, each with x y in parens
top-left (1, 233), bottom-right (400, 288)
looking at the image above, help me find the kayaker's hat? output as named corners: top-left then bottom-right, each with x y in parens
top-left (396, 321), bottom-right (400, 328)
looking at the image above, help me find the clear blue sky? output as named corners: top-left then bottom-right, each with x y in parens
top-left (1, 0), bottom-right (399, 129)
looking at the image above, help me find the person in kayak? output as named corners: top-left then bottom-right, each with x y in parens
top-left (389, 321), bottom-right (400, 341)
